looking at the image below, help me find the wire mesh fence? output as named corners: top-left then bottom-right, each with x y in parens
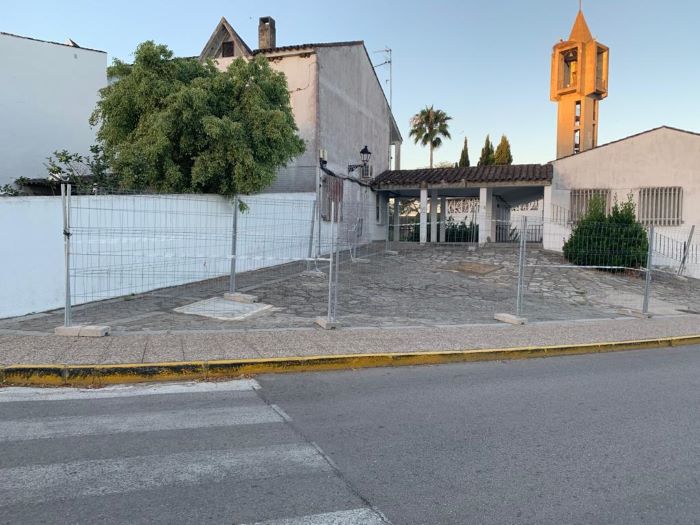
top-left (48, 184), bottom-right (700, 332)
top-left (59, 184), bottom-right (389, 329)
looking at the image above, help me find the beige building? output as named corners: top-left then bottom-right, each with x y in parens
top-left (198, 17), bottom-right (402, 196)
top-left (550, 10), bottom-right (609, 160)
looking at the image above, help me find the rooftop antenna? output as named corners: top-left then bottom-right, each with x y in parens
top-left (373, 48), bottom-right (392, 110)
top-left (579, 0), bottom-right (582, 11)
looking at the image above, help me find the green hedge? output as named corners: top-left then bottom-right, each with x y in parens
top-left (563, 195), bottom-right (648, 269)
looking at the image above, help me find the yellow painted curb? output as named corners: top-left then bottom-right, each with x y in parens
top-left (2, 334), bottom-right (700, 387)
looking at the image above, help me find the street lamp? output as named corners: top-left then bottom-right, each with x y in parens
top-left (348, 145), bottom-right (372, 175)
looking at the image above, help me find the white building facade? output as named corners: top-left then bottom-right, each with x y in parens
top-left (544, 126), bottom-right (700, 276)
top-left (0, 32), bottom-right (107, 188)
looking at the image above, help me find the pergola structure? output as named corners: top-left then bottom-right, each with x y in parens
top-left (373, 164), bottom-right (553, 243)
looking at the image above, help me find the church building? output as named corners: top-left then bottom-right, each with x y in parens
top-left (546, 10), bottom-right (700, 276)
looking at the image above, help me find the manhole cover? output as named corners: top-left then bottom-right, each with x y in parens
top-left (442, 262), bottom-right (501, 275)
top-left (174, 297), bottom-right (273, 321)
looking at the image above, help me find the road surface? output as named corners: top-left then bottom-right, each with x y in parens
top-left (2, 345), bottom-right (700, 523)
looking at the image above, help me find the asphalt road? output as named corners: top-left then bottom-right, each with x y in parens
top-left (2, 345), bottom-right (700, 524)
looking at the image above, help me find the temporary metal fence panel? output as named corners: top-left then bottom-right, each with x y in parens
top-left (60, 184), bottom-right (387, 328)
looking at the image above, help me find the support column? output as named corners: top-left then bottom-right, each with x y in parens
top-left (419, 187), bottom-right (428, 245)
top-left (478, 187), bottom-right (495, 245)
top-left (394, 142), bottom-right (401, 170)
top-left (440, 196), bottom-right (447, 243)
top-left (393, 197), bottom-right (401, 241)
top-left (430, 189), bottom-right (438, 243)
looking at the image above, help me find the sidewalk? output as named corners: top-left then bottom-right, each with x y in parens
top-left (1, 314), bottom-right (698, 366)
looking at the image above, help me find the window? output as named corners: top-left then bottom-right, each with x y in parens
top-left (574, 101), bottom-right (581, 127)
top-left (321, 175), bottom-right (343, 222)
top-left (221, 41), bottom-right (234, 57)
top-left (638, 187), bottom-right (683, 226)
top-left (570, 189), bottom-right (611, 222)
top-left (573, 129), bottom-right (581, 154)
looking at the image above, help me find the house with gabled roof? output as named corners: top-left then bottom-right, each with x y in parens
top-left (198, 15), bottom-right (402, 216)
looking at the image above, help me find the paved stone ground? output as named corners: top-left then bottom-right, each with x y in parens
top-left (0, 245), bottom-right (698, 366)
top-left (2, 245), bottom-right (700, 336)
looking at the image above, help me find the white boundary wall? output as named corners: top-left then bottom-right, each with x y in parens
top-left (0, 190), bottom-right (387, 319)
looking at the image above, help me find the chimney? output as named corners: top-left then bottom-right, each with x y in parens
top-left (258, 17), bottom-right (276, 49)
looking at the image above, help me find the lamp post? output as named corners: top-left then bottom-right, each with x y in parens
top-left (348, 145), bottom-right (372, 177)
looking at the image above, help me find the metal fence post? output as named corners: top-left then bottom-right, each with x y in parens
top-left (229, 195), bottom-right (239, 293)
top-left (516, 216), bottom-right (527, 317)
top-left (326, 201), bottom-right (336, 323)
top-left (306, 199), bottom-right (317, 270)
top-left (678, 225), bottom-right (695, 276)
top-left (643, 223), bottom-right (655, 314)
top-left (333, 200), bottom-right (341, 318)
top-left (385, 197), bottom-right (391, 253)
top-left (61, 183), bottom-right (72, 327)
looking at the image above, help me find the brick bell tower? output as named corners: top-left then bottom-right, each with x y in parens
top-left (551, 8), bottom-right (609, 159)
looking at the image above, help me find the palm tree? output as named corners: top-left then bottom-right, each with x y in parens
top-left (409, 106), bottom-right (452, 168)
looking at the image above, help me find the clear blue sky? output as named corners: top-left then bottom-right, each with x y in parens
top-left (5, 0), bottom-right (700, 168)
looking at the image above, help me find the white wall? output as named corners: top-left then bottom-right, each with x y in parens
top-left (0, 34), bottom-right (107, 186)
top-left (0, 190), bottom-right (387, 319)
top-left (543, 129), bottom-right (700, 277)
top-left (0, 196), bottom-right (64, 317)
top-left (317, 44), bottom-right (392, 179)
top-left (551, 127), bottom-right (700, 231)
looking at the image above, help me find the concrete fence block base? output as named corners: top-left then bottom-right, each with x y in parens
top-left (55, 325), bottom-right (111, 337)
top-left (494, 313), bottom-right (527, 325)
top-left (223, 292), bottom-right (259, 304)
top-left (315, 317), bottom-right (340, 330)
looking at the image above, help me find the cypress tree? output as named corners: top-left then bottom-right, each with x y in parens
top-left (458, 137), bottom-right (470, 167)
top-left (494, 135), bottom-right (513, 165)
top-left (477, 135), bottom-right (495, 166)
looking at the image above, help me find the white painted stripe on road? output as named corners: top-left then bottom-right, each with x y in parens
top-left (0, 444), bottom-right (331, 507)
top-left (0, 405), bottom-right (282, 442)
top-left (243, 508), bottom-right (388, 525)
top-left (0, 379), bottom-right (260, 403)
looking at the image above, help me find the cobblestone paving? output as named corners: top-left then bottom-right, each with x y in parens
top-left (1, 245), bottom-right (699, 334)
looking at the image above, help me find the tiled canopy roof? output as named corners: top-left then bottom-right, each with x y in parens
top-left (373, 164), bottom-right (553, 187)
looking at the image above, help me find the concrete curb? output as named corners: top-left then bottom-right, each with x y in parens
top-left (2, 334), bottom-right (700, 387)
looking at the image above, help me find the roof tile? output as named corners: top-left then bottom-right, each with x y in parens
top-left (373, 164), bottom-right (553, 187)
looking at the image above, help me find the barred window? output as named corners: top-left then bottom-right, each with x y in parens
top-left (321, 175), bottom-right (343, 222)
top-left (638, 187), bottom-right (683, 226)
top-left (570, 189), bottom-right (611, 222)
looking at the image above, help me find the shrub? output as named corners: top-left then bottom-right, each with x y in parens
top-left (563, 195), bottom-right (649, 269)
top-left (444, 217), bottom-right (479, 242)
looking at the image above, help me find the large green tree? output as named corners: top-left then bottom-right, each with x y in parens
top-left (90, 41), bottom-right (305, 195)
top-left (409, 106), bottom-right (452, 168)
top-left (494, 134), bottom-right (513, 165)
top-left (457, 137), bottom-right (470, 167)
top-left (477, 135), bottom-right (495, 166)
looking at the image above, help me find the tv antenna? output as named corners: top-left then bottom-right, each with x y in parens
top-left (373, 48), bottom-right (392, 109)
